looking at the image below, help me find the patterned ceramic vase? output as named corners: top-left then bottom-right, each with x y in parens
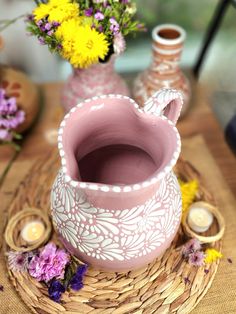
top-left (51, 88), bottom-right (183, 271)
top-left (62, 56), bottom-right (130, 112)
top-left (133, 24), bottom-right (190, 117)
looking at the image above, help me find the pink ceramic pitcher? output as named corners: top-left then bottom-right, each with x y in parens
top-left (51, 89), bottom-right (183, 271)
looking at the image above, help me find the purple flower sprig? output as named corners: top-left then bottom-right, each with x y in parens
top-left (0, 87), bottom-right (25, 149)
top-left (26, 16), bottom-right (61, 52)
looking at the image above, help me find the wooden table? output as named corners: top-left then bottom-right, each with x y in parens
top-left (0, 81), bottom-right (236, 314)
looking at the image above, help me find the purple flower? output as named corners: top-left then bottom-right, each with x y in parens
top-left (0, 110), bottom-right (25, 129)
top-left (113, 32), bottom-right (126, 55)
top-left (40, 25), bottom-right (46, 32)
top-left (69, 275), bottom-right (84, 291)
top-left (7, 251), bottom-right (32, 272)
top-left (182, 238), bottom-right (202, 258)
top-left (94, 12), bottom-right (105, 21)
top-left (57, 43), bottom-right (63, 50)
top-left (48, 280), bottom-right (65, 302)
top-left (28, 243), bottom-right (70, 282)
top-left (98, 25), bottom-right (103, 33)
top-left (188, 251), bottom-right (205, 267)
top-left (52, 21), bottom-right (61, 27)
top-left (45, 22), bottom-right (52, 31)
top-left (36, 20), bottom-right (43, 27)
top-left (85, 8), bottom-right (93, 17)
top-left (0, 129), bottom-right (12, 141)
top-left (109, 18), bottom-right (120, 35)
top-left (38, 36), bottom-right (46, 45)
top-left (47, 30), bottom-right (54, 36)
top-left (76, 264), bottom-right (88, 277)
top-left (25, 14), bottom-right (34, 22)
top-left (69, 264), bottom-right (88, 291)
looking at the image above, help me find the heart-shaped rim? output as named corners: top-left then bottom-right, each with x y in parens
top-left (58, 94), bottom-right (181, 193)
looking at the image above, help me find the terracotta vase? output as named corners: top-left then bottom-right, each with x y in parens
top-left (133, 24), bottom-right (190, 117)
top-left (62, 56), bottom-right (130, 112)
top-left (0, 67), bottom-right (39, 133)
top-left (51, 89), bottom-right (183, 271)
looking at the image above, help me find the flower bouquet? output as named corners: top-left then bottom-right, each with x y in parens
top-left (27, 0), bottom-right (145, 111)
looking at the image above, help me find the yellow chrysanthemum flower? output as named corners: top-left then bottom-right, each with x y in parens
top-left (33, 0), bottom-right (79, 23)
top-left (33, 3), bottom-right (50, 21)
top-left (179, 179), bottom-right (199, 214)
top-left (204, 248), bottom-right (223, 264)
top-left (55, 18), bottom-right (81, 59)
top-left (72, 26), bottom-right (109, 68)
top-left (57, 23), bottom-right (108, 68)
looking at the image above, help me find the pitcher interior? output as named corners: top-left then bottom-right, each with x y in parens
top-left (62, 98), bottom-right (178, 186)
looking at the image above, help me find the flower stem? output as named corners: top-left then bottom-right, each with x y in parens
top-left (0, 150), bottom-right (19, 187)
top-left (0, 14), bottom-right (26, 32)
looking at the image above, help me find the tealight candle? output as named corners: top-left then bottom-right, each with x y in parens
top-left (187, 206), bottom-right (214, 233)
top-left (21, 221), bottom-right (45, 244)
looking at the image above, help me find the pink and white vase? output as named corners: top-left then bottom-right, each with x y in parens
top-left (62, 56), bottom-right (130, 112)
top-left (51, 89), bottom-right (183, 271)
top-left (133, 24), bottom-right (191, 117)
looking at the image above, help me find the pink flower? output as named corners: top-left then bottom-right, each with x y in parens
top-left (182, 238), bottom-right (201, 258)
top-left (113, 32), bottom-right (126, 55)
top-left (188, 251), bottom-right (205, 267)
top-left (28, 243), bottom-right (70, 282)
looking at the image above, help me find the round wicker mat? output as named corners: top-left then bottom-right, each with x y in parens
top-left (3, 152), bottom-right (222, 314)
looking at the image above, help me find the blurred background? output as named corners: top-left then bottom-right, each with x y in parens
top-left (0, 0), bottom-right (236, 128)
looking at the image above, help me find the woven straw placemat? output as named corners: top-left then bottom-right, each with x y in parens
top-left (2, 151), bottom-right (222, 314)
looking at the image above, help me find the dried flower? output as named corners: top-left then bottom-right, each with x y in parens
top-left (113, 32), bottom-right (126, 55)
top-left (182, 238), bottom-right (202, 258)
top-left (184, 277), bottom-right (190, 285)
top-left (227, 258), bottom-right (233, 264)
top-left (188, 251), bottom-right (205, 267)
top-left (69, 264), bottom-right (88, 291)
top-left (28, 242), bottom-right (70, 282)
top-left (7, 251), bottom-right (31, 272)
top-left (204, 248), bottom-right (223, 264)
top-left (48, 280), bottom-right (65, 302)
top-left (204, 269), bottom-right (209, 274)
top-left (0, 284), bottom-right (4, 292)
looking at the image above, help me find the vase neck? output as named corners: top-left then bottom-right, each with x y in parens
top-left (150, 24), bottom-right (186, 73)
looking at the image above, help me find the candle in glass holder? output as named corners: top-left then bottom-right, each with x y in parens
top-left (187, 206), bottom-right (213, 233)
top-left (21, 221), bottom-right (45, 244)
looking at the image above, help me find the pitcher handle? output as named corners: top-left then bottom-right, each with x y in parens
top-left (143, 89), bottom-right (183, 125)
